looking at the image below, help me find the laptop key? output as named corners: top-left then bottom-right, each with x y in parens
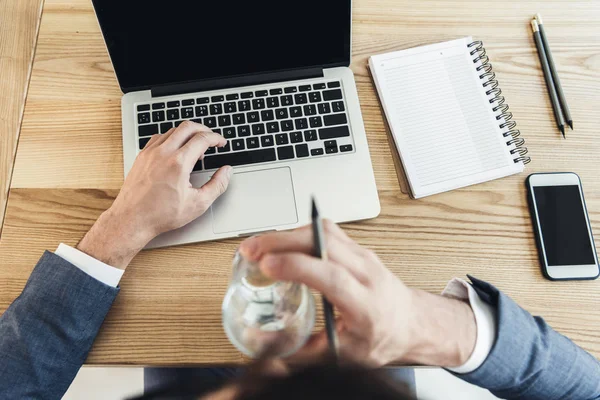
top-left (311, 148), bottom-right (324, 156)
top-left (223, 127), bottom-right (236, 139)
top-left (290, 132), bottom-right (303, 143)
top-left (246, 137), bottom-right (259, 149)
top-left (340, 144), bottom-right (353, 152)
top-left (326, 146), bottom-right (339, 154)
top-left (252, 123), bottom-right (265, 135)
top-left (266, 122), bottom-right (279, 133)
top-left (137, 104), bottom-right (150, 112)
top-left (324, 113), bottom-right (347, 126)
top-left (233, 113), bottom-right (246, 125)
top-left (281, 120), bottom-right (294, 131)
top-left (277, 146), bottom-right (295, 160)
top-left (152, 111), bottom-right (165, 122)
top-left (160, 122), bottom-right (173, 133)
top-left (269, 88), bottom-right (283, 95)
top-left (182, 107), bottom-right (194, 119)
top-left (319, 125), bottom-right (350, 140)
top-left (218, 115), bottom-right (231, 127)
top-left (152, 102), bottom-right (165, 110)
top-left (261, 110), bottom-right (274, 121)
top-left (296, 144), bottom-right (309, 157)
top-left (204, 116), bottom-right (217, 128)
top-left (255, 90), bottom-right (268, 97)
top-left (304, 104), bottom-right (317, 116)
top-left (193, 160), bottom-right (203, 172)
top-left (299, 85), bottom-right (312, 92)
top-left (167, 109), bottom-right (180, 120)
top-left (275, 108), bottom-right (288, 120)
top-left (232, 139), bottom-right (245, 151)
top-left (284, 87), bottom-right (297, 93)
top-left (138, 112), bottom-right (151, 124)
top-left (294, 93), bottom-right (308, 104)
top-left (139, 124), bottom-right (158, 137)
top-left (205, 148), bottom-right (276, 169)
top-left (218, 141), bottom-right (231, 153)
top-left (313, 83), bottom-right (326, 90)
top-left (290, 106), bottom-right (302, 118)
top-left (238, 125), bottom-right (251, 137)
top-left (205, 147), bottom-right (216, 155)
top-left (211, 95), bottom-right (224, 102)
top-left (267, 97), bottom-right (279, 108)
top-left (196, 105), bottom-right (208, 117)
top-left (247, 112), bottom-right (259, 123)
top-left (196, 97), bottom-right (209, 104)
top-left (332, 101), bottom-right (345, 113)
top-left (309, 92), bottom-right (322, 103)
top-left (304, 129), bottom-right (317, 141)
top-left (226, 93), bottom-right (239, 101)
top-left (275, 133), bottom-right (289, 145)
top-left (241, 92), bottom-right (254, 99)
top-left (309, 116), bottom-right (322, 128)
top-left (175, 120), bottom-right (184, 127)
top-left (318, 103), bottom-right (331, 114)
top-left (224, 102), bottom-right (237, 113)
top-left (252, 98), bottom-right (265, 110)
top-left (210, 104), bottom-right (223, 115)
top-left (324, 140), bottom-right (337, 148)
top-left (261, 135), bottom-right (274, 147)
top-left (281, 95), bottom-right (293, 106)
top-left (139, 137), bottom-right (151, 149)
top-left (323, 89), bottom-right (343, 101)
top-left (167, 101), bottom-right (180, 108)
top-left (238, 100), bottom-right (251, 111)
top-left (327, 81), bottom-right (341, 88)
top-left (182, 99), bottom-right (195, 106)
top-left (295, 118), bottom-right (308, 130)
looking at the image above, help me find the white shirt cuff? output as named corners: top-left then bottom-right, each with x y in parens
top-left (442, 278), bottom-right (497, 374)
top-left (55, 243), bottom-right (124, 288)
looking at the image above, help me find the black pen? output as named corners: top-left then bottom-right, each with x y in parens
top-left (311, 197), bottom-right (339, 359)
top-left (532, 19), bottom-right (566, 138)
top-left (536, 14), bottom-right (573, 130)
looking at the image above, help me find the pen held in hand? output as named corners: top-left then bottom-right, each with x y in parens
top-left (311, 197), bottom-right (339, 359)
top-left (531, 19), bottom-right (566, 139)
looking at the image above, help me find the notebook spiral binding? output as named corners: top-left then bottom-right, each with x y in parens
top-left (468, 41), bottom-right (531, 164)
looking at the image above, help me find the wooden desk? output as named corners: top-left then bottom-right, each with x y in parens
top-left (1, 0), bottom-right (600, 365)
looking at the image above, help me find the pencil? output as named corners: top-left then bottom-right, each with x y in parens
top-left (311, 197), bottom-right (339, 358)
top-left (535, 14), bottom-right (573, 130)
top-left (532, 19), bottom-right (566, 138)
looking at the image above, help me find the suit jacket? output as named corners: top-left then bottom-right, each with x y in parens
top-left (1, 252), bottom-right (599, 399)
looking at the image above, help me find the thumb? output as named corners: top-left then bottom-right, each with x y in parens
top-left (195, 165), bottom-right (233, 212)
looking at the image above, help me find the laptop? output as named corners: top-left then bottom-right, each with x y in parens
top-left (91, 1), bottom-right (380, 248)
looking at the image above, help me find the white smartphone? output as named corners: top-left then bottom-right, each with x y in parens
top-left (527, 172), bottom-right (599, 280)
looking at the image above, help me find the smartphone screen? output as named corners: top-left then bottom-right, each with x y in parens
top-left (533, 185), bottom-right (595, 266)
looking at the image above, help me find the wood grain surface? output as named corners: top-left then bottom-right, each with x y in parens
top-left (1, 0), bottom-right (600, 365)
top-left (0, 0), bottom-right (44, 234)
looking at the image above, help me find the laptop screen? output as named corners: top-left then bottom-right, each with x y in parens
top-left (92, 1), bottom-right (351, 92)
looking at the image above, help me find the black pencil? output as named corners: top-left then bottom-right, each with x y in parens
top-left (311, 197), bottom-right (339, 358)
top-left (535, 14), bottom-right (573, 130)
top-left (532, 19), bottom-right (566, 138)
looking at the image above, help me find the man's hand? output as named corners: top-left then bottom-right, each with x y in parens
top-left (78, 121), bottom-right (232, 269)
top-left (239, 221), bottom-right (477, 368)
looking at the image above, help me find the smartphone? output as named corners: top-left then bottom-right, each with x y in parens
top-left (527, 172), bottom-right (599, 281)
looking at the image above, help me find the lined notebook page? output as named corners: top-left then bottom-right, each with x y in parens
top-left (370, 37), bottom-right (522, 198)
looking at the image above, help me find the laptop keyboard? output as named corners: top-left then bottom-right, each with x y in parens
top-left (135, 81), bottom-right (354, 171)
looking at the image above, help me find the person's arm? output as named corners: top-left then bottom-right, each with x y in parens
top-left (240, 223), bottom-right (600, 400)
top-left (455, 276), bottom-right (600, 400)
top-left (0, 122), bottom-right (233, 399)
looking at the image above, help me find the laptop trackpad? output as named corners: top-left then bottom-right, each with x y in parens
top-left (211, 167), bottom-right (298, 234)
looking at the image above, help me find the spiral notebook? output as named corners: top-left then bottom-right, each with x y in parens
top-left (369, 37), bottom-right (530, 199)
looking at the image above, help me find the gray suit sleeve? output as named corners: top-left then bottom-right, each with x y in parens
top-left (455, 276), bottom-right (600, 400)
top-left (0, 251), bottom-right (119, 399)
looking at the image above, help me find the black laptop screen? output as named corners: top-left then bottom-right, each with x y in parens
top-left (91, 1), bottom-right (351, 92)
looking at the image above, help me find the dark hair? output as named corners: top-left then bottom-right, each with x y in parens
top-left (132, 363), bottom-right (416, 400)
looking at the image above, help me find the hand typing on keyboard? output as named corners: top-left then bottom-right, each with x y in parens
top-left (77, 121), bottom-right (232, 268)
